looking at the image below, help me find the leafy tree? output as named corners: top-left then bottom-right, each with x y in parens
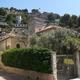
top-left (22, 9), bottom-right (28, 14)
top-left (53, 13), bottom-right (60, 19)
top-left (71, 15), bottom-right (77, 24)
top-left (6, 14), bottom-right (16, 25)
top-left (30, 36), bottom-right (37, 47)
top-left (60, 14), bottom-right (70, 27)
top-left (77, 16), bottom-right (80, 27)
top-left (0, 8), bottom-right (7, 16)
top-left (47, 13), bottom-right (55, 23)
top-left (21, 14), bottom-right (30, 25)
top-left (30, 28), bottom-right (80, 55)
top-left (32, 9), bottom-right (40, 14)
top-left (69, 15), bottom-right (78, 28)
top-left (50, 29), bottom-right (78, 54)
top-left (31, 9), bottom-right (42, 18)
top-left (38, 35), bottom-right (49, 48)
top-left (10, 7), bottom-right (17, 11)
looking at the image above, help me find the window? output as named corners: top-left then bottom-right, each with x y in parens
top-left (16, 44), bottom-right (20, 48)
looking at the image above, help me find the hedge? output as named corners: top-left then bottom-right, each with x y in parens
top-left (1, 48), bottom-right (52, 73)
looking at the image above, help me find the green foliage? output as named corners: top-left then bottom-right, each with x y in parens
top-left (0, 8), bottom-right (7, 16)
top-left (1, 27), bottom-right (12, 33)
top-left (30, 28), bottom-right (80, 54)
top-left (2, 48), bottom-right (52, 73)
top-left (77, 16), bottom-right (80, 26)
top-left (1, 7), bottom-right (80, 32)
top-left (21, 14), bottom-right (30, 24)
top-left (54, 29), bottom-right (80, 54)
top-left (22, 9), bottom-right (28, 14)
top-left (47, 13), bottom-right (55, 23)
top-left (6, 14), bottom-right (16, 25)
top-left (32, 9), bottom-right (39, 14)
top-left (30, 36), bottom-right (37, 47)
top-left (38, 35), bottom-right (49, 48)
top-left (69, 15), bottom-right (78, 28)
top-left (60, 14), bottom-right (70, 27)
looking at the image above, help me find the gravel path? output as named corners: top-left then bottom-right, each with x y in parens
top-left (0, 70), bottom-right (27, 80)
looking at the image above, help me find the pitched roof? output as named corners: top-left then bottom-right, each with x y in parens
top-left (36, 25), bottom-right (61, 33)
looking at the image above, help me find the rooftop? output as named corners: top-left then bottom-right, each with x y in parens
top-left (36, 25), bottom-right (61, 33)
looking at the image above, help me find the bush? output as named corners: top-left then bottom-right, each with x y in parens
top-left (2, 48), bottom-right (52, 73)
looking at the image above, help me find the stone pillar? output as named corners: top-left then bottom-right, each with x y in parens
top-left (51, 51), bottom-right (57, 80)
top-left (27, 35), bottom-right (30, 48)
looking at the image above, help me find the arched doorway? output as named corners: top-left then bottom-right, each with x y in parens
top-left (16, 43), bottom-right (20, 48)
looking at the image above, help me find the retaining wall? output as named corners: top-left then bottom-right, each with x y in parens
top-left (0, 60), bottom-right (54, 80)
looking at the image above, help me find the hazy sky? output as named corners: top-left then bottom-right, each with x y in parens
top-left (0, 0), bottom-right (80, 15)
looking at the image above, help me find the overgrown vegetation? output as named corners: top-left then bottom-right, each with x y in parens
top-left (2, 48), bottom-right (52, 73)
top-left (0, 8), bottom-right (7, 16)
top-left (30, 28), bottom-right (80, 55)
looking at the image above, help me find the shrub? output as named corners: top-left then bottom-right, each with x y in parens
top-left (2, 48), bottom-right (52, 73)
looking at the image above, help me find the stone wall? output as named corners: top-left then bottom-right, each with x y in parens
top-left (76, 51), bottom-right (80, 78)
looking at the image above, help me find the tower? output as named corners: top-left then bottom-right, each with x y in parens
top-left (16, 15), bottom-right (22, 26)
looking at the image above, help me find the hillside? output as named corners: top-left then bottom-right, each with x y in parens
top-left (0, 7), bottom-right (80, 33)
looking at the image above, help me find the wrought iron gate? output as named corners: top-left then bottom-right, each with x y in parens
top-left (57, 55), bottom-right (77, 80)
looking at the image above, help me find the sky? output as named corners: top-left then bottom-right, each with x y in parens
top-left (0, 0), bottom-right (80, 16)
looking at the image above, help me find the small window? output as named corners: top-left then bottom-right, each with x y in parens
top-left (16, 44), bottom-right (20, 48)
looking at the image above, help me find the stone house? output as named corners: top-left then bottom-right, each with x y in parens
top-left (0, 35), bottom-right (28, 51)
top-left (0, 26), bottom-right (28, 51)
